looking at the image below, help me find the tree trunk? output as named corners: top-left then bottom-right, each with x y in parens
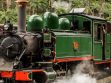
top-left (99, 0), bottom-right (105, 17)
top-left (6, 0), bottom-right (11, 10)
top-left (1, 0), bottom-right (4, 9)
top-left (48, 0), bottom-right (52, 11)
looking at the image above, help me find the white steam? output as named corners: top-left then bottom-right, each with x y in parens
top-left (69, 74), bottom-right (96, 83)
top-left (54, 61), bottom-right (96, 83)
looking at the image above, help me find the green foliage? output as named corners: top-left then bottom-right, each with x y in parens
top-left (71, 0), bottom-right (84, 7)
top-left (0, 0), bottom-right (111, 24)
top-left (55, 8), bottom-right (66, 14)
top-left (0, 9), bottom-right (17, 24)
top-left (71, 0), bottom-right (111, 21)
top-left (28, 0), bottom-right (49, 14)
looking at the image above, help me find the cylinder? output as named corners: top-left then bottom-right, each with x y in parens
top-left (16, 0), bottom-right (28, 33)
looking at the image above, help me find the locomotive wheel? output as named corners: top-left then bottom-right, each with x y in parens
top-left (33, 72), bottom-right (47, 83)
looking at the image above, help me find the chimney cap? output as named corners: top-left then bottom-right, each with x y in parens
top-left (16, 0), bottom-right (28, 3)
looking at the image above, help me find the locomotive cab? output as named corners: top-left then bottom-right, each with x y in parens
top-left (58, 13), bottom-right (111, 61)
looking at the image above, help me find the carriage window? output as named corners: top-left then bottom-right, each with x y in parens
top-left (107, 22), bottom-right (111, 33)
top-left (83, 21), bottom-right (91, 33)
top-left (97, 25), bottom-right (101, 40)
top-left (103, 24), bottom-right (106, 33)
top-left (70, 20), bottom-right (79, 30)
top-left (94, 24), bottom-right (103, 41)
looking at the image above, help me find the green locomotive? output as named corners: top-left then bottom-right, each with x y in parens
top-left (0, 0), bottom-right (111, 83)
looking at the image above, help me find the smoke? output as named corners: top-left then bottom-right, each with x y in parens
top-left (53, 60), bottom-right (97, 83)
top-left (0, 57), bottom-right (13, 71)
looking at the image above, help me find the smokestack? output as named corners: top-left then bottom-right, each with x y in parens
top-left (16, 0), bottom-right (28, 33)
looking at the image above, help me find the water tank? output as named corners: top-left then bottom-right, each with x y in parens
top-left (27, 15), bottom-right (43, 32)
top-left (43, 12), bottom-right (59, 29)
top-left (59, 18), bottom-right (70, 30)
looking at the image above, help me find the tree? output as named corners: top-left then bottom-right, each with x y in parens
top-left (0, 8), bottom-right (17, 24)
top-left (1, 0), bottom-right (111, 23)
top-left (28, 0), bottom-right (48, 15)
top-left (52, 1), bottom-right (71, 14)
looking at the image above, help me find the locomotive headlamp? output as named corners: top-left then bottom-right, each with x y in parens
top-left (4, 24), bottom-right (9, 30)
top-left (43, 33), bottom-right (51, 43)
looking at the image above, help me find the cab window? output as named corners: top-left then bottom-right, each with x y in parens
top-left (94, 24), bottom-right (104, 41)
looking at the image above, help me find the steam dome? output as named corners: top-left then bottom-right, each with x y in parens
top-left (43, 12), bottom-right (59, 29)
top-left (27, 15), bottom-right (43, 32)
top-left (59, 18), bottom-right (70, 30)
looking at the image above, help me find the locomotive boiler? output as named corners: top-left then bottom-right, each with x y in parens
top-left (0, 0), bottom-right (111, 83)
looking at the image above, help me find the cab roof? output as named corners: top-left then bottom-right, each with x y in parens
top-left (59, 13), bottom-right (106, 21)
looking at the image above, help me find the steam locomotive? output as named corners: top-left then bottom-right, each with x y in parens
top-left (0, 0), bottom-right (111, 83)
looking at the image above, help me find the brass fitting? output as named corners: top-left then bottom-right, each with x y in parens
top-left (16, 0), bottom-right (28, 3)
top-left (16, 0), bottom-right (28, 6)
